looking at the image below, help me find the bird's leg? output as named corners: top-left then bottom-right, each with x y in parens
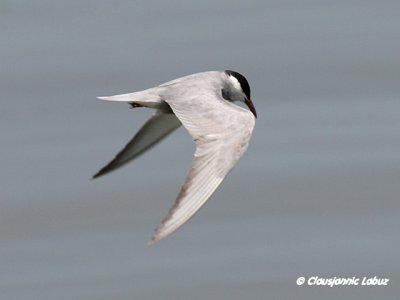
top-left (129, 102), bottom-right (143, 109)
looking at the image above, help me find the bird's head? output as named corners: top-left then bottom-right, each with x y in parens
top-left (223, 70), bottom-right (257, 118)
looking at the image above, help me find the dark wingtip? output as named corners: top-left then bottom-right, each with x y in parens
top-left (91, 170), bottom-right (104, 180)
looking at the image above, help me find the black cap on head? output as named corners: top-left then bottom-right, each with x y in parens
top-left (225, 70), bottom-right (251, 100)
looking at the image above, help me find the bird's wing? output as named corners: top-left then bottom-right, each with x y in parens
top-left (93, 112), bottom-right (181, 179)
top-left (149, 94), bottom-right (255, 244)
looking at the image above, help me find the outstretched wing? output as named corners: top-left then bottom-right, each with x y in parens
top-left (93, 112), bottom-right (181, 179)
top-left (149, 93), bottom-right (255, 244)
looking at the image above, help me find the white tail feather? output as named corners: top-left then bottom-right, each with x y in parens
top-left (97, 93), bottom-right (137, 102)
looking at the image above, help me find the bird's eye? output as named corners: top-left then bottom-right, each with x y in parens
top-left (221, 89), bottom-right (230, 100)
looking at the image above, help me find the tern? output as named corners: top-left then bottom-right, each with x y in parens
top-left (93, 70), bottom-right (257, 244)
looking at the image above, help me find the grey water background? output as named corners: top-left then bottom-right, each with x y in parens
top-left (1, 0), bottom-right (400, 299)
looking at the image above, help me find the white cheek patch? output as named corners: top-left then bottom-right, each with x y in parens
top-left (228, 75), bottom-right (242, 92)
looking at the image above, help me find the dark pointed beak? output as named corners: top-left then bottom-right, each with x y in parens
top-left (245, 98), bottom-right (257, 118)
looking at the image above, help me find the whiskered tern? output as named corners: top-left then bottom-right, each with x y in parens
top-left (93, 70), bottom-right (257, 244)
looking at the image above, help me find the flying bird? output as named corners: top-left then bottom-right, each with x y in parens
top-left (93, 70), bottom-right (257, 244)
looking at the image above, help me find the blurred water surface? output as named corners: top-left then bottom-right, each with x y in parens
top-left (1, 1), bottom-right (399, 299)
